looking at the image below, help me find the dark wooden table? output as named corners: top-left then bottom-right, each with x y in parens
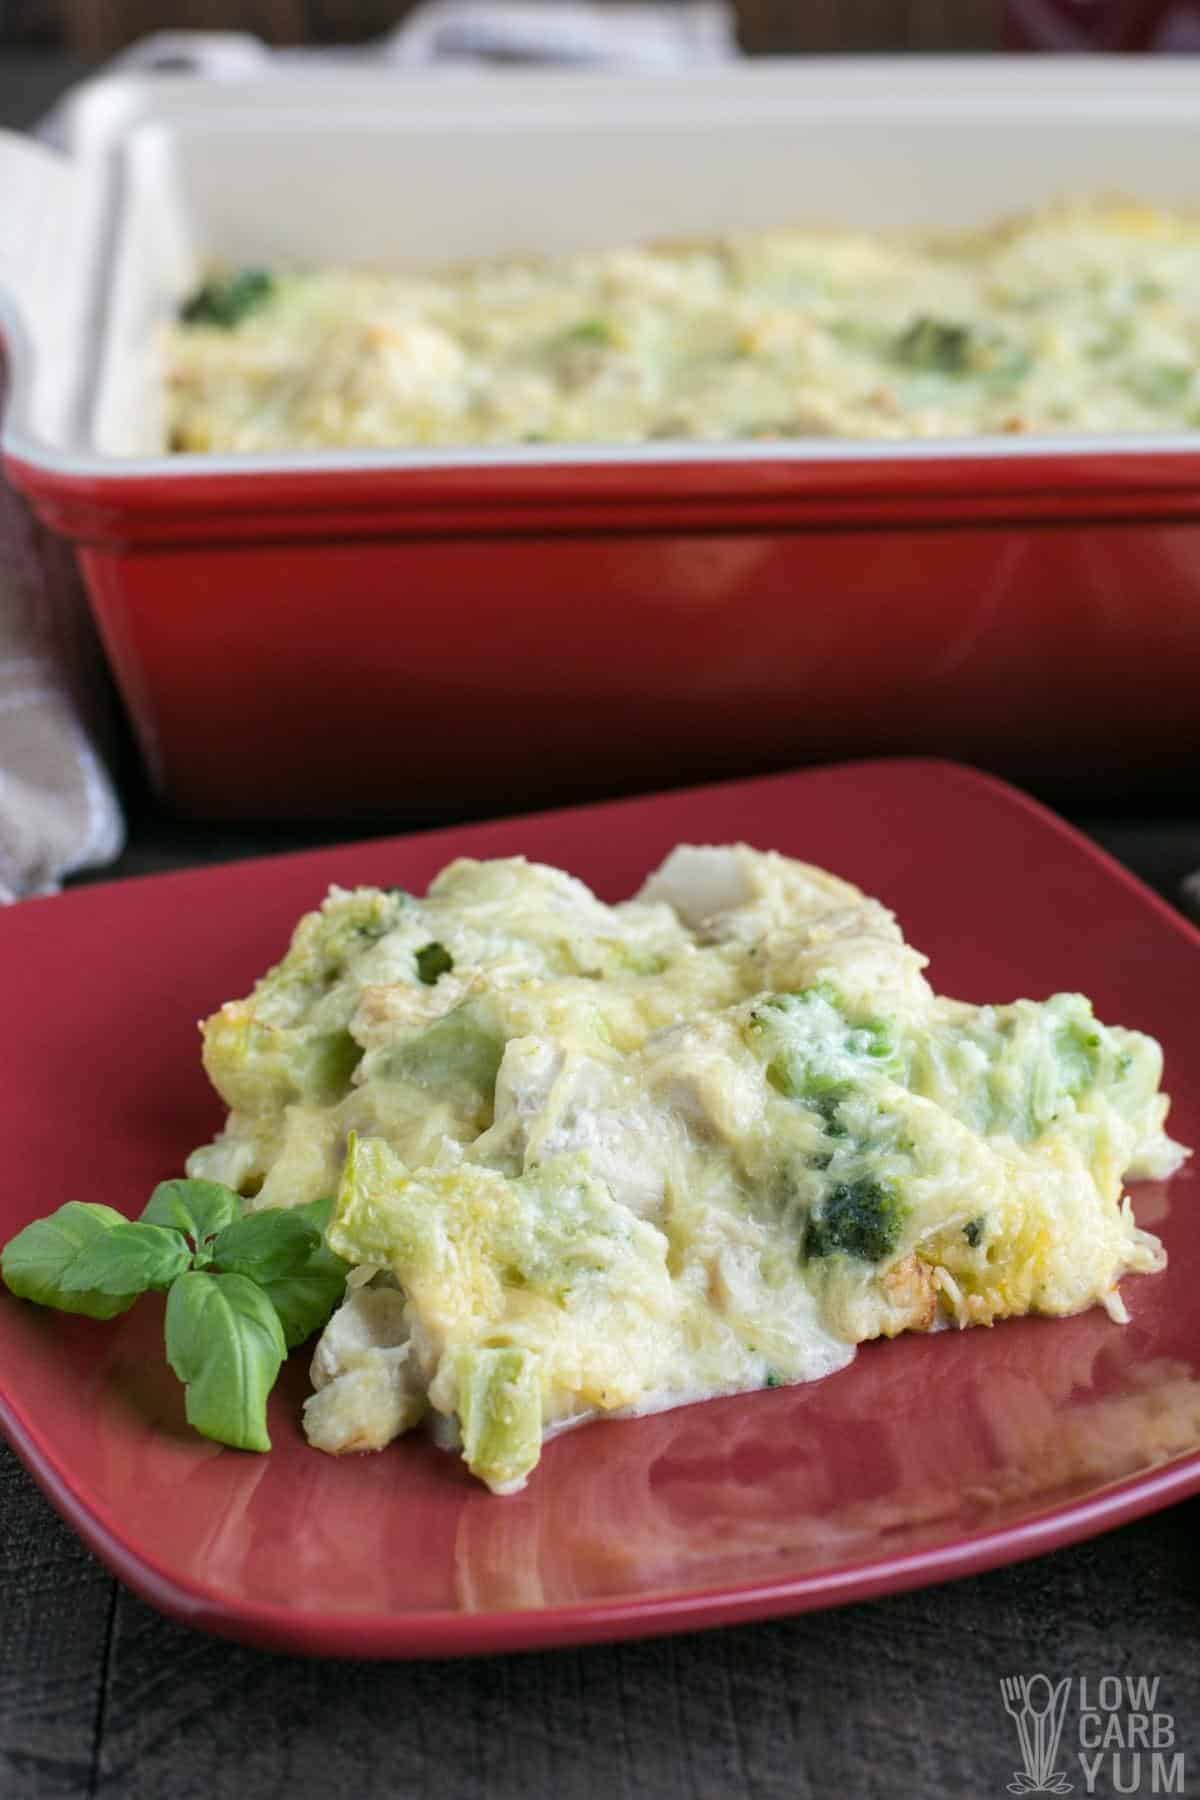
top-left (3, 47), bottom-right (1200, 1800)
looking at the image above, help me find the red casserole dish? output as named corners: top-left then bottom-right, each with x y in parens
top-left (4, 59), bottom-right (1200, 818)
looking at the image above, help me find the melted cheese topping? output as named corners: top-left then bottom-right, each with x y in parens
top-left (186, 845), bottom-right (1186, 1494)
top-left (166, 202), bottom-right (1200, 453)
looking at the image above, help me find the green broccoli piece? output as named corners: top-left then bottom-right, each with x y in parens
top-left (803, 1178), bottom-right (907, 1264)
top-left (199, 888), bottom-right (409, 1118)
top-left (382, 1005), bottom-right (503, 1099)
top-left (294, 1030), bottom-right (364, 1101)
top-left (750, 986), bottom-right (900, 1113)
top-left (180, 269), bottom-right (275, 329)
top-left (562, 318), bottom-right (613, 347)
top-left (414, 942), bottom-right (454, 986)
top-left (1125, 362), bottom-right (1192, 408)
top-left (910, 994), bottom-right (1162, 1145)
top-left (963, 1217), bottom-right (984, 1248)
top-left (894, 317), bottom-right (1029, 385)
top-left (895, 316), bottom-right (972, 374)
top-left (1053, 1016), bottom-right (1103, 1097)
top-left (456, 1345), bottom-right (543, 1494)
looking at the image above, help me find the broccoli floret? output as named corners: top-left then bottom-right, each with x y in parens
top-left (562, 318), bottom-right (613, 347)
top-left (801, 1081), bottom-right (850, 1137)
top-left (266, 889), bottom-right (405, 1006)
top-left (1125, 362), bottom-right (1192, 408)
top-left (750, 986), bottom-right (900, 1115)
top-left (456, 1345), bottom-right (542, 1495)
top-left (910, 994), bottom-right (1161, 1144)
top-left (1053, 1016), bottom-right (1103, 1097)
top-left (895, 316), bottom-right (972, 374)
top-left (295, 1030), bottom-right (364, 1100)
top-left (414, 942), bottom-right (454, 986)
top-left (764, 1370), bottom-right (783, 1390)
top-left (895, 317), bottom-right (1032, 385)
top-left (963, 1216), bottom-right (985, 1248)
top-left (382, 1005), bottom-right (503, 1099)
top-left (803, 1178), bottom-right (907, 1264)
top-left (199, 889), bottom-right (409, 1116)
top-left (180, 269), bottom-right (275, 329)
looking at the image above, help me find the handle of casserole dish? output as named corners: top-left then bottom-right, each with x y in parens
top-left (0, 131), bottom-right (77, 445)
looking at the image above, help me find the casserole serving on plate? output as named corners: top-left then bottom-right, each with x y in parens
top-left (4, 58), bottom-right (1200, 818)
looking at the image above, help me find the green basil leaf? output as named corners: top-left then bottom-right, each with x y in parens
top-left (211, 1209), bottom-right (321, 1284)
top-left (291, 1196), bottom-right (335, 1234)
top-left (259, 1249), bottom-right (349, 1350)
top-left (141, 1179), bottom-right (241, 1264)
top-left (2, 1202), bottom-right (136, 1320)
top-left (214, 1195), bottom-right (349, 1349)
top-left (59, 1222), bottom-right (191, 1301)
top-left (164, 1271), bottom-right (286, 1452)
top-left (289, 1199), bottom-right (351, 1288)
top-left (257, 1269), bottom-right (346, 1351)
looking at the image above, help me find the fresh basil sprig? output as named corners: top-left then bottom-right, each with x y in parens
top-left (0, 1180), bottom-right (350, 1452)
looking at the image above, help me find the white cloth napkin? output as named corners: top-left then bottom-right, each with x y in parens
top-left (384, 1), bottom-right (733, 67)
top-left (0, 470), bottom-right (124, 902)
top-left (89, 4), bottom-right (734, 80)
top-left (1, 2), bottom-right (734, 903)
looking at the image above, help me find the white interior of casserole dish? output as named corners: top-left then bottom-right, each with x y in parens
top-left (9, 59), bottom-right (1200, 471)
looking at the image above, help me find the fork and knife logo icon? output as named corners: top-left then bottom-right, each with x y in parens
top-left (1000, 1675), bottom-right (1075, 1794)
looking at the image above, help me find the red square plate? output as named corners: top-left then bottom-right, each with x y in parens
top-left (2, 759), bottom-right (1198, 1658)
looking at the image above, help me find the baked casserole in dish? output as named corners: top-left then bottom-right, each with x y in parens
top-left (167, 203), bottom-right (1200, 454)
top-left (6, 59), bottom-right (1200, 816)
